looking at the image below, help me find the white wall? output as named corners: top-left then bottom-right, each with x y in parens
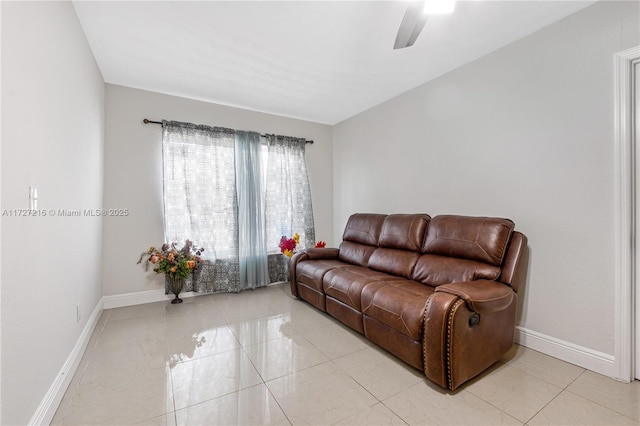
top-left (333, 0), bottom-right (639, 356)
top-left (103, 84), bottom-right (333, 296)
top-left (1, 1), bottom-right (105, 425)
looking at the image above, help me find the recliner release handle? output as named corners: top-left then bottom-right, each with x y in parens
top-left (469, 313), bottom-right (480, 327)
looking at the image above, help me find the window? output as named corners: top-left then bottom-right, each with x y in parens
top-left (162, 120), bottom-right (315, 293)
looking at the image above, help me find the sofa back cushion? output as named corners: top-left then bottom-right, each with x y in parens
top-left (412, 254), bottom-right (501, 286)
top-left (365, 214), bottom-right (429, 277)
top-left (338, 241), bottom-right (378, 267)
top-left (338, 213), bottom-right (386, 266)
top-left (368, 249), bottom-right (420, 279)
top-left (423, 215), bottom-right (514, 266)
top-left (342, 213), bottom-right (387, 245)
top-left (378, 214), bottom-right (430, 251)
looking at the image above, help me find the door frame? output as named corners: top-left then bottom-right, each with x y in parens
top-left (614, 45), bottom-right (640, 382)
top-left (636, 60), bottom-right (640, 381)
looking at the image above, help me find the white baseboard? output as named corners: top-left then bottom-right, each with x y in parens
top-left (28, 298), bottom-right (104, 426)
top-left (28, 289), bottom-right (191, 424)
top-left (516, 326), bottom-right (615, 377)
top-left (102, 289), bottom-right (199, 309)
top-left (102, 282), bottom-right (286, 310)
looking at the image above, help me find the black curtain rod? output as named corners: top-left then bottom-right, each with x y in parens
top-left (143, 118), bottom-right (314, 144)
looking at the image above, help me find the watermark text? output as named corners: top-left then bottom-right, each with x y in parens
top-left (2, 208), bottom-right (130, 217)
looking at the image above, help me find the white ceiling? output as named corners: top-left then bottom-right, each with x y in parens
top-left (72, 0), bottom-right (597, 125)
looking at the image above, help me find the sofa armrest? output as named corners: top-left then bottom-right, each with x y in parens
top-left (425, 281), bottom-right (517, 390)
top-left (435, 280), bottom-right (513, 315)
top-left (297, 247), bottom-right (340, 260)
top-left (289, 248), bottom-right (339, 297)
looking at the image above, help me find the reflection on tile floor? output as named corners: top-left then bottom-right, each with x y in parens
top-left (52, 283), bottom-right (640, 425)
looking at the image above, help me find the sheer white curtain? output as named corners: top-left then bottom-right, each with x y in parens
top-left (163, 121), bottom-right (241, 293)
top-left (265, 135), bottom-right (316, 255)
top-left (162, 121), bottom-right (315, 293)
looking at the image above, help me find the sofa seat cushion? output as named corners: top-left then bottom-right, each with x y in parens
top-left (361, 280), bottom-right (435, 340)
top-left (296, 259), bottom-right (349, 292)
top-left (323, 266), bottom-right (394, 310)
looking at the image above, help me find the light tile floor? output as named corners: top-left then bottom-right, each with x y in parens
top-left (52, 283), bottom-right (640, 425)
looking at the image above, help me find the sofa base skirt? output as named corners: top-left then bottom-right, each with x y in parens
top-left (326, 297), bottom-right (364, 334)
top-left (297, 283), bottom-right (326, 312)
top-left (363, 315), bottom-right (423, 370)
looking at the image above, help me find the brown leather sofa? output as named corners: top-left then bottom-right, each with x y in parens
top-left (289, 213), bottom-right (528, 390)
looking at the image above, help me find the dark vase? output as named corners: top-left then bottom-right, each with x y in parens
top-left (167, 275), bottom-right (185, 304)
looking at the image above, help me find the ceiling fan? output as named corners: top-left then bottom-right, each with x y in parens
top-left (394, 0), bottom-right (456, 49)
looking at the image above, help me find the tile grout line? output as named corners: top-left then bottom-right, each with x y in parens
top-left (324, 358), bottom-right (386, 424)
top-left (167, 361), bottom-right (178, 425)
top-left (231, 296), bottom-right (311, 426)
top-left (458, 388), bottom-right (525, 425)
top-left (165, 310), bottom-right (179, 422)
top-left (560, 370), bottom-right (640, 423)
top-left (55, 312), bottom-right (105, 425)
top-left (287, 296), bottom-right (449, 424)
top-left (53, 361), bottom-right (89, 426)
top-left (262, 381), bottom-right (294, 425)
top-left (462, 362), bottom-right (564, 425)
top-left (520, 365), bottom-right (588, 424)
top-left (378, 400), bottom-right (410, 426)
top-left (235, 320), bottom-right (293, 424)
top-left (561, 389), bottom-right (640, 423)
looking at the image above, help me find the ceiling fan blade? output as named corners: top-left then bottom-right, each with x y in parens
top-left (394, 2), bottom-right (429, 49)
